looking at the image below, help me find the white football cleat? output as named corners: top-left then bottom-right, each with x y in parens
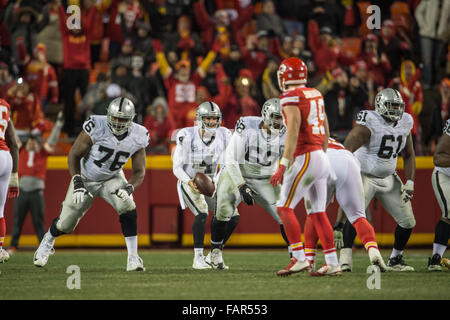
top-left (339, 248), bottom-right (353, 272)
top-left (205, 251), bottom-right (229, 269)
top-left (310, 264), bottom-right (342, 276)
top-left (127, 254), bottom-right (146, 271)
top-left (276, 258), bottom-right (311, 276)
top-left (368, 247), bottom-right (387, 272)
top-left (192, 255), bottom-right (212, 270)
top-left (0, 249), bottom-right (10, 263)
top-left (33, 234), bottom-right (55, 267)
top-left (208, 248), bottom-right (226, 270)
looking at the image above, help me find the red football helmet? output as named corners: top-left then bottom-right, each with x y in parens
top-left (277, 57), bottom-right (308, 91)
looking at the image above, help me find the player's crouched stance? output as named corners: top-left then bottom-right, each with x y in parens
top-left (33, 98), bottom-right (149, 271)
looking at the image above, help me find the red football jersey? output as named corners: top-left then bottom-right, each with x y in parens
top-left (327, 137), bottom-right (345, 150)
top-left (0, 98), bottom-right (11, 151)
top-left (279, 86), bottom-right (326, 156)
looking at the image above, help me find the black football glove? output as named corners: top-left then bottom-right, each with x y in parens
top-left (239, 184), bottom-right (256, 206)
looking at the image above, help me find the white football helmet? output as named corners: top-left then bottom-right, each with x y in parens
top-left (196, 101), bottom-right (222, 134)
top-left (374, 88), bottom-right (405, 122)
top-left (261, 98), bottom-right (285, 134)
top-left (106, 97), bottom-right (136, 135)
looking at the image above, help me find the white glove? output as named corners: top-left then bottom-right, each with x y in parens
top-left (113, 184), bottom-right (134, 202)
top-left (334, 229), bottom-right (344, 249)
top-left (401, 180), bottom-right (414, 203)
top-left (72, 175), bottom-right (89, 205)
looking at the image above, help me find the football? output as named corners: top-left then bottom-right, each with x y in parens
top-left (193, 172), bottom-right (215, 197)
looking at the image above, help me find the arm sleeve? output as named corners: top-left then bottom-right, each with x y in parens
top-left (172, 131), bottom-right (191, 184)
top-left (224, 132), bottom-right (246, 189)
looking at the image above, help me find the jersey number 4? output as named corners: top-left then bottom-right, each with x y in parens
top-left (94, 145), bottom-right (130, 171)
top-left (307, 99), bottom-right (325, 135)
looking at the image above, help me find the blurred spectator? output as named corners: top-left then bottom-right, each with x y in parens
top-left (111, 38), bottom-right (134, 71)
top-left (8, 112), bottom-right (64, 255)
top-left (78, 72), bottom-right (110, 117)
top-left (415, 0), bottom-right (450, 88)
top-left (24, 43), bottom-right (58, 113)
top-left (324, 67), bottom-right (367, 142)
top-left (339, 0), bottom-right (362, 38)
top-left (57, 3), bottom-right (96, 137)
top-left (132, 20), bottom-right (156, 67)
top-left (307, 20), bottom-right (354, 77)
top-left (350, 60), bottom-right (374, 107)
top-left (222, 70), bottom-right (260, 128)
top-left (256, 0), bottom-right (287, 40)
top-left (306, 0), bottom-right (344, 36)
top-left (0, 62), bottom-right (14, 98)
top-left (197, 63), bottom-right (232, 110)
top-left (104, 0), bottom-right (143, 59)
top-left (163, 15), bottom-right (205, 61)
top-left (379, 20), bottom-right (410, 78)
top-left (358, 33), bottom-right (391, 89)
top-left (237, 31), bottom-right (273, 81)
top-left (275, 0), bottom-right (309, 36)
top-left (153, 38), bottom-right (219, 128)
top-left (144, 97), bottom-right (174, 154)
top-left (222, 44), bottom-right (246, 85)
top-left (389, 60), bottom-right (423, 135)
top-left (37, 1), bottom-right (63, 68)
top-left (426, 77), bottom-right (450, 153)
top-left (291, 35), bottom-right (314, 76)
top-left (4, 1), bottom-right (50, 68)
top-left (260, 57), bottom-right (280, 101)
top-left (193, 0), bottom-right (253, 60)
top-left (6, 79), bottom-right (45, 143)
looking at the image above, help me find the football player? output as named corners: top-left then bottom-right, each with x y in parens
top-left (427, 119), bottom-right (450, 271)
top-left (207, 98), bottom-right (291, 270)
top-left (172, 101), bottom-right (235, 269)
top-left (0, 98), bottom-right (19, 263)
top-left (303, 137), bottom-right (387, 271)
top-left (342, 88), bottom-right (416, 271)
top-left (33, 98), bottom-right (149, 271)
top-left (270, 57), bottom-right (341, 276)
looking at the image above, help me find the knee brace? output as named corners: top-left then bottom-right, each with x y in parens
top-left (119, 209), bottom-right (137, 237)
top-left (434, 219), bottom-right (450, 246)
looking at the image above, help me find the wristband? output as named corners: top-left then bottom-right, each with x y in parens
top-left (280, 157), bottom-right (289, 167)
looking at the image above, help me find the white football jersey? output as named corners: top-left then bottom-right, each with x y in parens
top-left (354, 110), bottom-right (413, 178)
top-left (172, 126), bottom-right (232, 183)
top-left (81, 115), bottom-right (149, 181)
top-left (228, 116), bottom-right (286, 178)
top-left (435, 119), bottom-right (450, 177)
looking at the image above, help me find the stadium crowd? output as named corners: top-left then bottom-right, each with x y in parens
top-left (0, 0), bottom-right (449, 155)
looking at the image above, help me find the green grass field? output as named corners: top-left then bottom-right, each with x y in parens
top-left (0, 249), bottom-right (448, 300)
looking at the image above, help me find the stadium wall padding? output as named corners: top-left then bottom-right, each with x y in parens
top-left (3, 156), bottom-right (446, 247)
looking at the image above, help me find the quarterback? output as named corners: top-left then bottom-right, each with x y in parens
top-left (208, 99), bottom-right (291, 270)
top-left (342, 88), bottom-right (416, 271)
top-left (33, 98), bottom-right (149, 271)
top-left (173, 101), bottom-right (235, 269)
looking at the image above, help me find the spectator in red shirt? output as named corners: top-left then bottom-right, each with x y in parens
top-left (307, 19), bottom-right (354, 77)
top-left (6, 79), bottom-right (45, 143)
top-left (0, 62), bottom-right (14, 99)
top-left (8, 112), bottom-right (64, 255)
top-left (358, 33), bottom-right (391, 89)
top-left (24, 43), bottom-right (58, 113)
top-left (57, 2), bottom-right (96, 137)
top-left (144, 97), bottom-right (174, 154)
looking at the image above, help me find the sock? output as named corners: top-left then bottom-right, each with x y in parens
top-left (280, 224), bottom-right (292, 257)
top-left (343, 219), bottom-right (357, 249)
top-left (310, 212), bottom-right (338, 266)
top-left (304, 215), bottom-right (318, 264)
top-left (434, 219), bottom-right (450, 248)
top-left (352, 217), bottom-right (378, 251)
top-left (223, 215), bottom-right (240, 245)
top-left (45, 230), bottom-right (56, 242)
top-left (433, 243), bottom-right (446, 258)
top-left (0, 217), bottom-right (5, 249)
top-left (192, 213), bottom-right (207, 249)
top-left (277, 207), bottom-right (305, 260)
top-left (125, 236), bottom-right (138, 255)
top-left (210, 216), bottom-right (228, 250)
top-left (194, 248), bottom-right (204, 257)
top-left (390, 248), bottom-right (403, 259)
top-left (393, 224), bottom-right (413, 252)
